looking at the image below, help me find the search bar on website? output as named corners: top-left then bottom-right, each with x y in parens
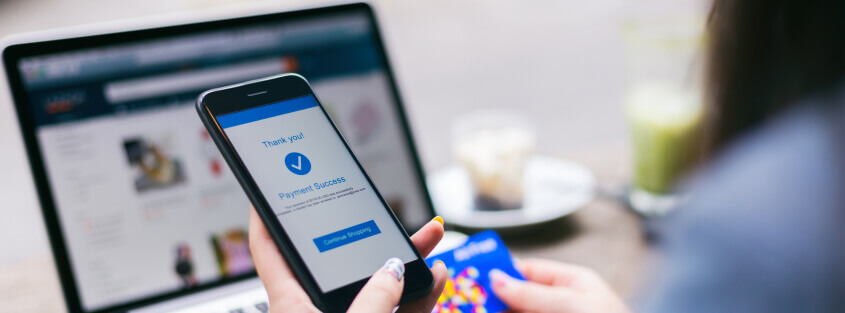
top-left (104, 57), bottom-right (296, 104)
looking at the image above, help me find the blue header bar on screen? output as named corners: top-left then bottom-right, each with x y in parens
top-left (217, 95), bottom-right (318, 128)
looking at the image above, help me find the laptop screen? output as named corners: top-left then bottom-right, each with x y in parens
top-left (9, 7), bottom-right (431, 311)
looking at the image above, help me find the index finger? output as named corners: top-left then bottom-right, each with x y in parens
top-left (410, 219), bottom-right (445, 258)
top-left (518, 259), bottom-right (596, 288)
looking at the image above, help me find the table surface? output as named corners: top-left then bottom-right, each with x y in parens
top-left (0, 0), bottom-right (704, 311)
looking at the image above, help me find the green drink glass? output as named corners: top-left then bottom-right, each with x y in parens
top-left (623, 17), bottom-right (705, 216)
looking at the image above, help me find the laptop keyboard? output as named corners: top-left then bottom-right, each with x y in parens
top-left (164, 287), bottom-right (269, 313)
top-left (226, 301), bottom-right (268, 313)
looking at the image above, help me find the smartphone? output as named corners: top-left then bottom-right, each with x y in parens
top-left (196, 74), bottom-right (433, 312)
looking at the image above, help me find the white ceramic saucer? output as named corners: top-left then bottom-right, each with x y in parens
top-left (427, 156), bottom-right (596, 230)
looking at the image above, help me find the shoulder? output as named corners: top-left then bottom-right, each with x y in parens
top-left (646, 93), bottom-right (845, 312)
top-left (679, 90), bottom-right (844, 228)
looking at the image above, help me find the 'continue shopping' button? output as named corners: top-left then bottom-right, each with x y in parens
top-left (313, 220), bottom-right (382, 253)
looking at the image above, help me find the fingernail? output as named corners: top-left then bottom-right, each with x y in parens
top-left (488, 269), bottom-right (511, 289)
top-left (382, 257), bottom-right (405, 281)
top-left (434, 260), bottom-right (446, 268)
top-left (433, 216), bottom-right (444, 226)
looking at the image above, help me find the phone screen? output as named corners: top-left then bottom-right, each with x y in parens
top-left (217, 94), bottom-right (416, 292)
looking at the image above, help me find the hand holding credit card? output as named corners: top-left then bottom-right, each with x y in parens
top-left (425, 230), bottom-right (524, 313)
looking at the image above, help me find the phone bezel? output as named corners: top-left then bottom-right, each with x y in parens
top-left (196, 73), bottom-right (433, 312)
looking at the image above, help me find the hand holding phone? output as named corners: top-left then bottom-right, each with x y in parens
top-left (196, 74), bottom-right (438, 312)
top-left (249, 207), bottom-right (448, 312)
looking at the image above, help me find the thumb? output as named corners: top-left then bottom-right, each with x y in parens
top-left (348, 258), bottom-right (406, 313)
top-left (490, 269), bottom-right (573, 312)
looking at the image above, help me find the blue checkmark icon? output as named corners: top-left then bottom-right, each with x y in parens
top-left (284, 152), bottom-right (311, 175)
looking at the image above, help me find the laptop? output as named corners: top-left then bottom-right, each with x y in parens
top-left (1, 3), bottom-right (435, 312)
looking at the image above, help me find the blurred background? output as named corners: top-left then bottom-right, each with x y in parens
top-left (0, 0), bottom-right (707, 311)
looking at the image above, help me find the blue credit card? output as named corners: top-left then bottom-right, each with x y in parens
top-left (425, 230), bottom-right (524, 313)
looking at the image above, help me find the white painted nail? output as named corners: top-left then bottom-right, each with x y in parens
top-left (382, 257), bottom-right (405, 281)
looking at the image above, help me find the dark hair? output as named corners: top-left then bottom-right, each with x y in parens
top-left (704, 0), bottom-right (845, 156)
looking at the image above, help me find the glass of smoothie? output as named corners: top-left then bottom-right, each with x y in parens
top-left (623, 16), bottom-right (705, 216)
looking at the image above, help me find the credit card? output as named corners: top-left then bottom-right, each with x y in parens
top-left (425, 230), bottom-right (524, 313)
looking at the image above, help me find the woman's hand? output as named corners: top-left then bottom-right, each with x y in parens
top-left (249, 207), bottom-right (448, 313)
top-left (490, 259), bottom-right (630, 313)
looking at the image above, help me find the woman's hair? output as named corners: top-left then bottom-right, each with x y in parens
top-left (703, 0), bottom-right (845, 156)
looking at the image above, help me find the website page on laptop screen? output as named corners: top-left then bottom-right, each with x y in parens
top-left (17, 12), bottom-right (428, 311)
top-left (219, 95), bottom-right (415, 292)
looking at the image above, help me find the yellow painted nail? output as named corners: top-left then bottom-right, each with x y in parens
top-left (433, 216), bottom-right (444, 226)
